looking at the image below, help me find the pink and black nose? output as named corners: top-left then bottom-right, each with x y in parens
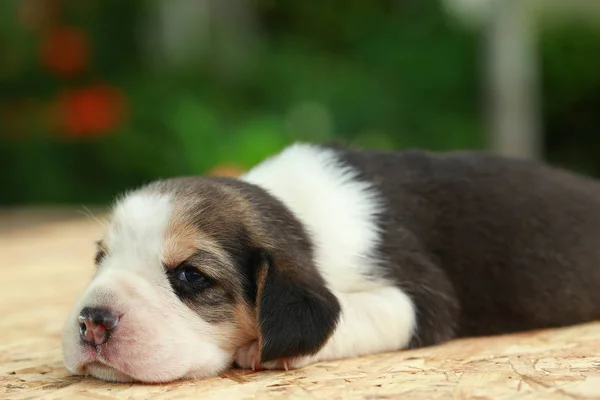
top-left (78, 307), bottom-right (119, 346)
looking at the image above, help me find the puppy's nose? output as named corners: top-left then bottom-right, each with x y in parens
top-left (78, 307), bottom-right (119, 346)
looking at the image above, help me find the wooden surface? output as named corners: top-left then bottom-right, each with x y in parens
top-left (1, 208), bottom-right (600, 399)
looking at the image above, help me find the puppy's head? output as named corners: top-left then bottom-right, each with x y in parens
top-left (61, 177), bottom-right (340, 382)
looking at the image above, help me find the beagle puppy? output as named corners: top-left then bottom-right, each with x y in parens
top-left (62, 143), bottom-right (600, 382)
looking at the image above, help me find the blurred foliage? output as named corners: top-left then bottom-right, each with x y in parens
top-left (1, 0), bottom-right (600, 205)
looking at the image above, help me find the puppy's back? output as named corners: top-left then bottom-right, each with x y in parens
top-left (337, 147), bottom-right (600, 339)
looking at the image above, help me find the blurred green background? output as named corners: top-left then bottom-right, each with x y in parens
top-left (2, 0), bottom-right (600, 206)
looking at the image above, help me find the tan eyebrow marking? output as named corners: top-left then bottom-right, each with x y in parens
top-left (162, 234), bottom-right (227, 269)
top-left (162, 219), bottom-right (205, 268)
top-left (164, 249), bottom-right (223, 271)
top-left (186, 250), bottom-right (224, 267)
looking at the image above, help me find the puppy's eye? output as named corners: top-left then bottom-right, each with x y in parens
top-left (178, 267), bottom-right (205, 283)
top-left (168, 262), bottom-right (214, 300)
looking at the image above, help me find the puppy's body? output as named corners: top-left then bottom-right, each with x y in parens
top-left (336, 147), bottom-right (600, 340)
top-left (62, 143), bottom-right (600, 382)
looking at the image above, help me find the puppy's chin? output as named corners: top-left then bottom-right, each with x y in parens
top-left (66, 355), bottom-right (233, 384)
top-left (83, 362), bottom-right (136, 383)
top-left (79, 360), bottom-right (231, 384)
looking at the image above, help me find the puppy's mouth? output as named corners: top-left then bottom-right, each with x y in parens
top-left (73, 345), bottom-right (137, 382)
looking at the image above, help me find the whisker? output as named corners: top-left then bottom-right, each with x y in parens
top-left (77, 205), bottom-right (107, 229)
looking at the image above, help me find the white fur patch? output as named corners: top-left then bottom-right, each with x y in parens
top-left (242, 143), bottom-right (384, 291)
top-left (319, 287), bottom-right (415, 362)
top-left (104, 191), bottom-right (173, 279)
top-left (242, 143), bottom-right (417, 364)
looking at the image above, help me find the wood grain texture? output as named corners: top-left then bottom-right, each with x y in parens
top-left (1, 208), bottom-right (599, 400)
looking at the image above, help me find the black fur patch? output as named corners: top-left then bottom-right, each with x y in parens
top-left (238, 248), bottom-right (264, 307)
top-left (334, 145), bottom-right (600, 346)
top-left (258, 253), bottom-right (341, 363)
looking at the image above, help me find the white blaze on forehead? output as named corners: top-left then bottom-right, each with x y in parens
top-left (104, 190), bottom-right (174, 274)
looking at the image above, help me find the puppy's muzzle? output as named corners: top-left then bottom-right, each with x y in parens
top-left (78, 307), bottom-right (120, 346)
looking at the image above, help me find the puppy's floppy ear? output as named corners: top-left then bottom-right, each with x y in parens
top-left (255, 250), bottom-right (341, 363)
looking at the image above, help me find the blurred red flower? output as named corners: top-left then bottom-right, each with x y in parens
top-left (55, 84), bottom-right (126, 138)
top-left (41, 26), bottom-right (88, 76)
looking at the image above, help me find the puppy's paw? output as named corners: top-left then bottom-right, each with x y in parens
top-left (234, 341), bottom-right (312, 371)
top-left (234, 341), bottom-right (262, 371)
top-left (262, 357), bottom-right (311, 371)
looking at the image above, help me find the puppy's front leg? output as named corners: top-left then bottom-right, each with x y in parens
top-left (235, 286), bottom-right (417, 371)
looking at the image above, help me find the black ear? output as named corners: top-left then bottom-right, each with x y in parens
top-left (256, 252), bottom-right (341, 363)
